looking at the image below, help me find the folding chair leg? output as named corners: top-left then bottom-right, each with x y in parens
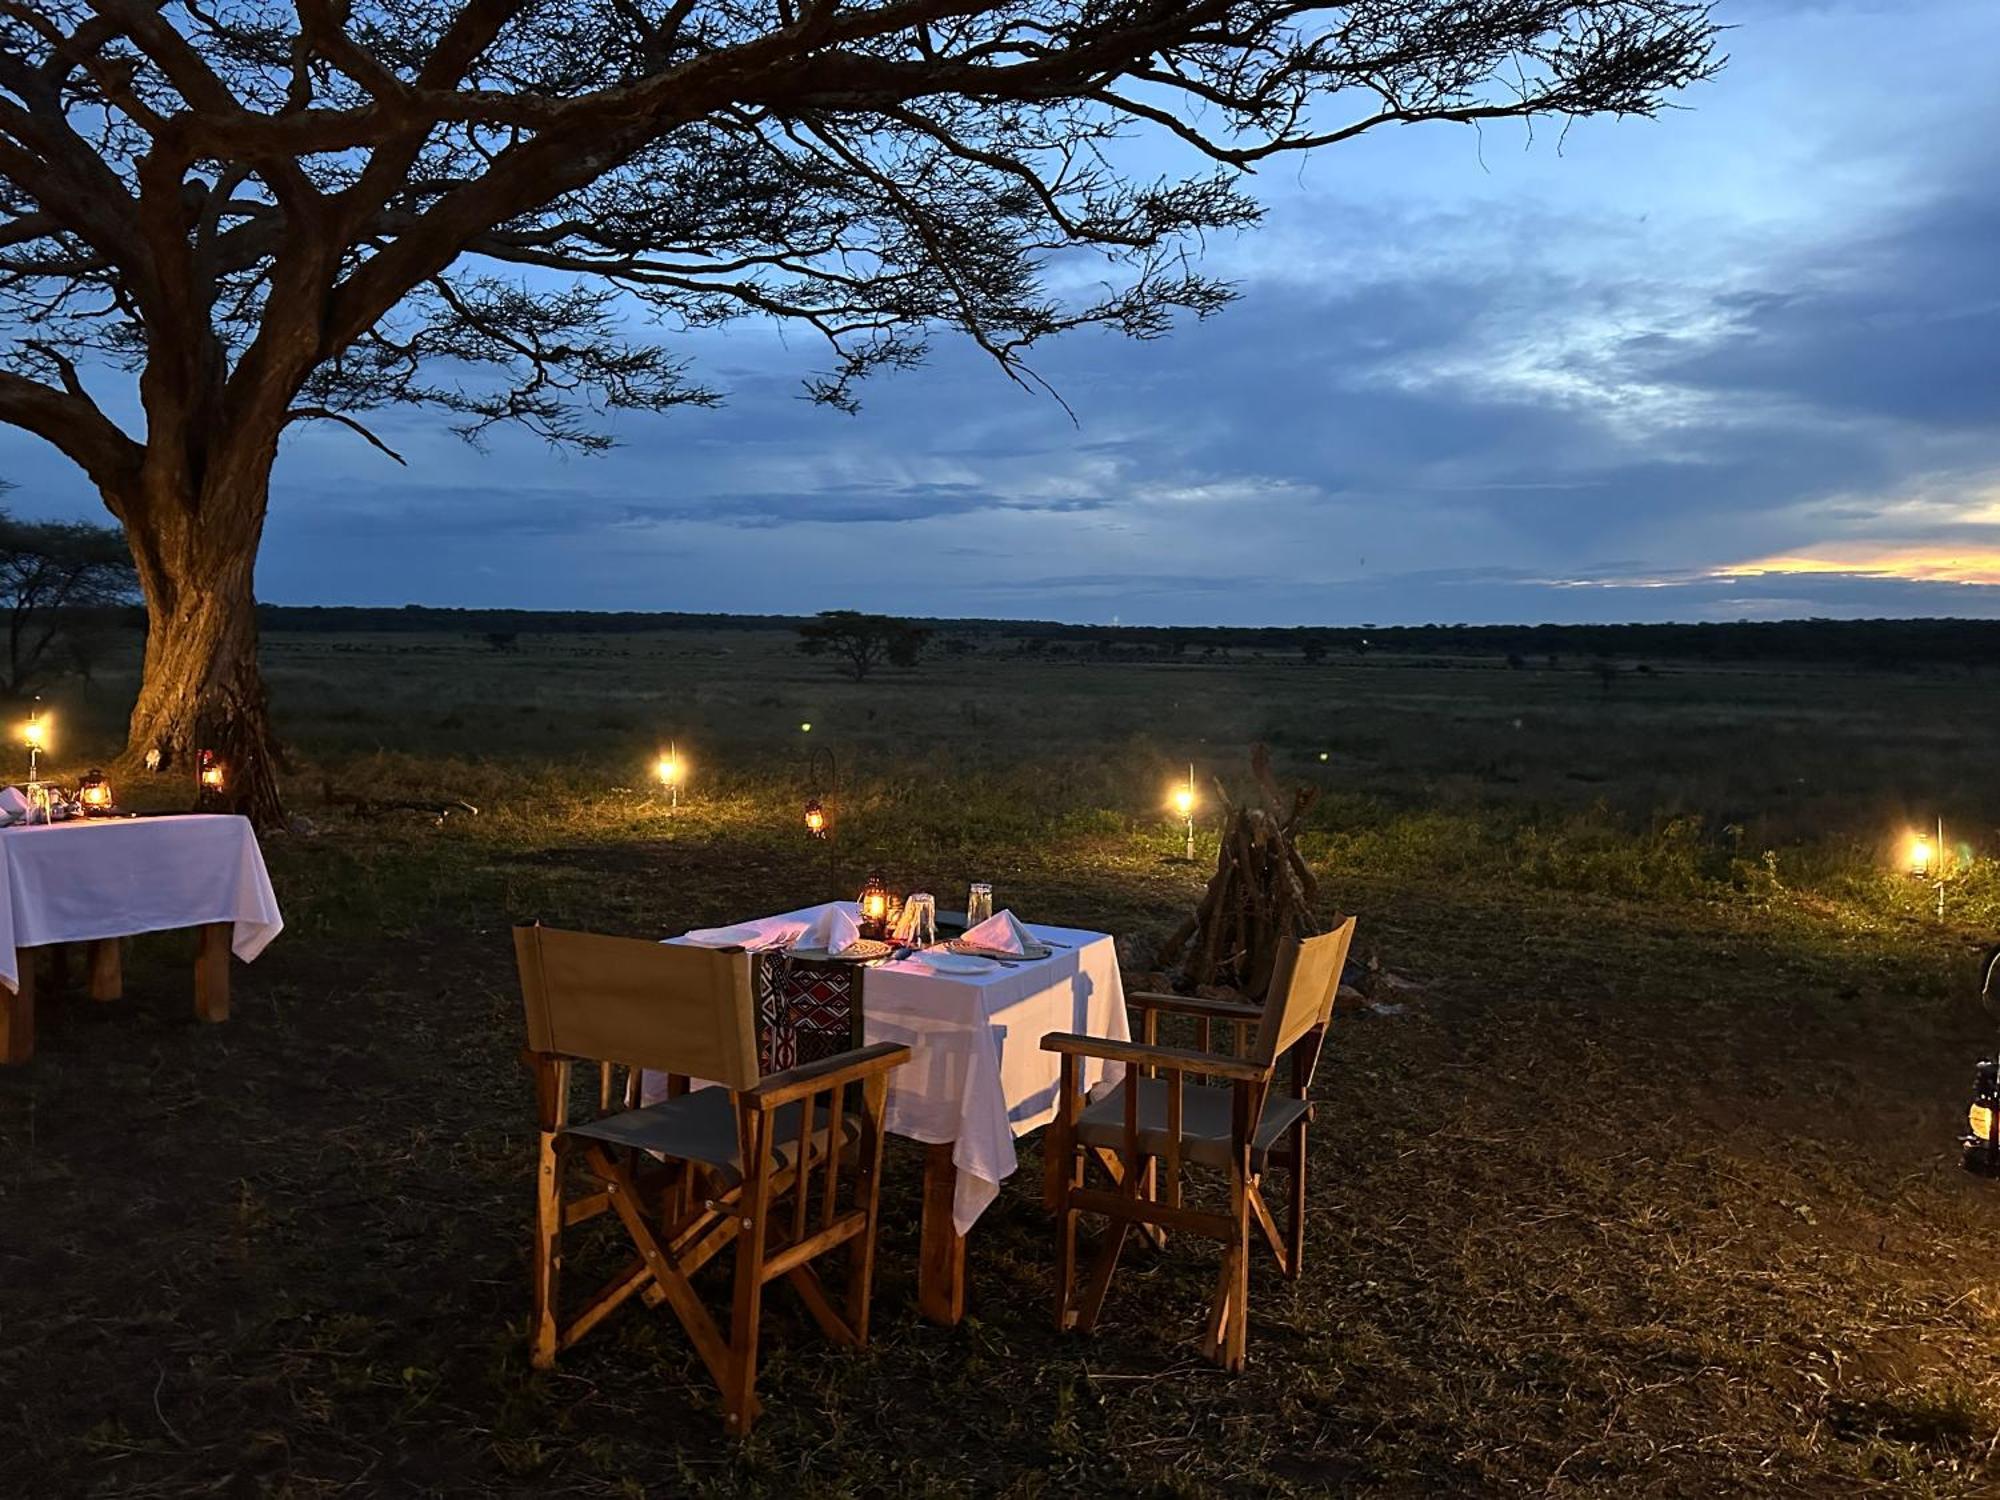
top-left (1055, 1195), bottom-right (1081, 1331)
top-left (846, 1072), bottom-right (891, 1345)
top-left (1287, 1120), bottom-right (1309, 1281)
top-left (1226, 1180), bottom-right (1251, 1372)
top-left (531, 1130), bottom-right (562, 1369)
top-left (722, 1121), bottom-right (774, 1435)
top-left (1202, 1249), bottom-right (1233, 1363)
top-left (1075, 1221), bottom-right (1129, 1333)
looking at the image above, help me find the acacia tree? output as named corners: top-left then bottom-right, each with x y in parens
top-left (0, 1), bottom-right (1718, 820)
top-left (0, 508), bottom-right (139, 695)
top-left (798, 608), bottom-right (928, 679)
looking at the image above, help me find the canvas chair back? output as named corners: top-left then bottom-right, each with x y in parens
top-left (515, 925), bottom-right (760, 1090)
top-left (1249, 916), bottom-right (1357, 1076)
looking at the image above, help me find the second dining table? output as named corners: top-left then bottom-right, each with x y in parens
top-left (665, 900), bottom-right (1130, 1323)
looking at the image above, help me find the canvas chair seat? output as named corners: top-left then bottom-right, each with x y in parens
top-left (564, 1086), bottom-right (855, 1190)
top-left (517, 924), bottom-right (909, 1434)
top-left (1076, 1079), bottom-right (1311, 1172)
top-left (1043, 915), bottom-right (1359, 1370)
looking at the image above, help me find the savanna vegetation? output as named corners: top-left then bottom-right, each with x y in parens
top-left (3, 622), bottom-right (1999, 1495)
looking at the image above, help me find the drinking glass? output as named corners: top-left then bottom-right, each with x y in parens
top-left (966, 882), bottom-right (994, 927)
top-left (897, 892), bottom-right (938, 948)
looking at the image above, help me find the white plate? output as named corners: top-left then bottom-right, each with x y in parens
top-left (918, 952), bottom-right (999, 975)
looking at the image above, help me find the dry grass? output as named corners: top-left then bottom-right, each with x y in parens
top-left (3, 629), bottom-right (2000, 1494)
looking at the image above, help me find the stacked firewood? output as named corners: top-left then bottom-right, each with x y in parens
top-left (1153, 745), bottom-right (1324, 1000)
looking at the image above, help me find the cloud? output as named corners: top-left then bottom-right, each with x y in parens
top-left (1, 0), bottom-right (1996, 626)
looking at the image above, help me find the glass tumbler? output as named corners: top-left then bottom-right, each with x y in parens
top-left (966, 882), bottom-right (994, 927)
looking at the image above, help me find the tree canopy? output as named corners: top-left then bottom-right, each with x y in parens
top-left (0, 0), bottom-right (1721, 820)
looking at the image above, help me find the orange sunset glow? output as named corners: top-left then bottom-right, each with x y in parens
top-left (1717, 546), bottom-right (2000, 587)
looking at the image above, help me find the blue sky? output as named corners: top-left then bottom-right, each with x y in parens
top-left (5, 0), bottom-right (1997, 626)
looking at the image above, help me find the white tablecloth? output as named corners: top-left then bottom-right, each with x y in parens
top-left (0, 814), bottom-right (283, 992)
top-left (668, 901), bottom-right (1129, 1234)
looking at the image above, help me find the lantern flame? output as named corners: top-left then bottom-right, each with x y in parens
top-left (655, 752), bottom-right (683, 785)
top-left (1907, 832), bottom-right (1935, 877)
top-left (22, 712), bottom-right (47, 749)
top-left (1171, 785), bottom-right (1195, 818)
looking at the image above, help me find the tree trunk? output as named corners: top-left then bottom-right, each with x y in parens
top-left (115, 477), bottom-right (284, 826)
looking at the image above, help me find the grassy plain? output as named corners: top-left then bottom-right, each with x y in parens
top-left (5, 625), bottom-right (2000, 1495)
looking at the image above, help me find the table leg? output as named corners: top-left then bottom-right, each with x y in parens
top-left (918, 1141), bottom-right (968, 1326)
top-left (86, 938), bottom-right (122, 1002)
top-left (2, 951), bottom-right (34, 1064)
top-left (194, 923), bottom-right (231, 1024)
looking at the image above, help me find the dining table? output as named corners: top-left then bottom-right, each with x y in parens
top-left (0, 813), bottom-right (284, 1063)
top-left (666, 899), bottom-right (1130, 1324)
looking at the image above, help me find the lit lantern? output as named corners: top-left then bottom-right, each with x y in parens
top-left (197, 749), bottom-right (227, 810)
top-left (77, 769), bottom-right (113, 816)
top-left (655, 744), bottom-right (684, 812)
top-left (858, 873), bottom-right (891, 939)
top-left (1965, 1058), bottom-right (2000, 1176)
top-left (21, 700), bottom-right (48, 782)
top-left (804, 795), bottom-right (828, 838)
top-left (1169, 763), bottom-right (1197, 861)
top-left (1907, 832), bottom-right (1935, 878)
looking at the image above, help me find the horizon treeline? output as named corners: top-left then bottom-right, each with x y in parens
top-left (248, 605), bottom-right (2000, 667)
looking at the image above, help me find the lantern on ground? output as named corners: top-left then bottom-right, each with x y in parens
top-left (77, 769), bottom-right (113, 816)
top-left (197, 750), bottom-right (227, 810)
top-left (1169, 763), bottom-right (1197, 861)
top-left (858, 872), bottom-right (891, 939)
top-left (655, 744), bottom-right (685, 812)
top-left (1904, 818), bottom-right (1949, 920)
top-left (1964, 1058), bottom-right (2000, 1176)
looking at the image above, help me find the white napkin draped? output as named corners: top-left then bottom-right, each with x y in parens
top-left (803, 905), bottom-right (861, 954)
top-left (684, 920), bottom-right (807, 952)
top-left (960, 908), bottom-right (1034, 955)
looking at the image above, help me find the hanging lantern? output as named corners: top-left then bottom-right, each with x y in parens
top-left (1965, 1058), bottom-right (2000, 1176)
top-left (1907, 831), bottom-right (1935, 878)
top-left (857, 872), bottom-right (891, 939)
top-left (77, 769), bottom-right (114, 816)
top-left (804, 795), bottom-right (828, 838)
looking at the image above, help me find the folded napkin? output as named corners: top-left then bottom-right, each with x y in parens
top-left (683, 921), bottom-right (807, 952)
top-left (0, 786), bottom-right (26, 825)
top-left (961, 908), bottom-right (1035, 955)
top-left (803, 905), bottom-right (861, 954)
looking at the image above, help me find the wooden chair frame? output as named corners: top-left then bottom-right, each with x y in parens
top-left (517, 925), bottom-right (909, 1434)
top-left (1041, 916), bottom-right (1356, 1370)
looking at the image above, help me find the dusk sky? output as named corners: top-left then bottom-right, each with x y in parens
top-left (5, 0), bottom-right (1996, 627)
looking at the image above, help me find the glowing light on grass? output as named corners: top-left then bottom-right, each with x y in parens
top-left (1170, 764), bottom-right (1197, 860)
top-left (1904, 817), bottom-right (1952, 920)
top-left (655, 743), bottom-right (685, 811)
top-left (800, 721), bottom-right (812, 733)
